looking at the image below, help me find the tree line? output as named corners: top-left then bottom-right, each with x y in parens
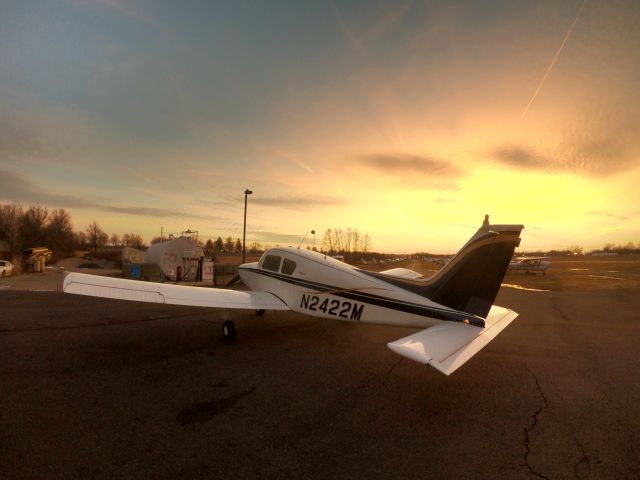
top-left (0, 202), bottom-right (275, 264)
top-left (0, 204), bottom-right (369, 264)
top-left (201, 237), bottom-right (243, 256)
top-left (0, 203), bottom-right (150, 262)
top-left (521, 242), bottom-right (640, 257)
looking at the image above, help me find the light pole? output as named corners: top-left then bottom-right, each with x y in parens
top-left (242, 188), bottom-right (253, 263)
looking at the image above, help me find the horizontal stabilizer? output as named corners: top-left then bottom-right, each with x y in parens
top-left (378, 267), bottom-right (424, 279)
top-left (387, 305), bottom-right (517, 375)
top-left (62, 272), bottom-right (290, 310)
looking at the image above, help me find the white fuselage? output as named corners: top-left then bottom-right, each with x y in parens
top-left (239, 247), bottom-right (470, 329)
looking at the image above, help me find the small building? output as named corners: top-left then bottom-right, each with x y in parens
top-left (122, 246), bottom-right (145, 264)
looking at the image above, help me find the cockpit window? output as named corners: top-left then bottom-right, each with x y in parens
top-left (281, 258), bottom-right (296, 275)
top-left (262, 254), bottom-right (282, 272)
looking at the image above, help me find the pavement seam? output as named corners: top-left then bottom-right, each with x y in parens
top-left (524, 369), bottom-right (550, 480)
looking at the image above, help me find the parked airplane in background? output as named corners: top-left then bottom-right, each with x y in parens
top-left (63, 217), bottom-right (524, 376)
top-left (508, 256), bottom-right (551, 275)
top-left (424, 256), bottom-right (450, 267)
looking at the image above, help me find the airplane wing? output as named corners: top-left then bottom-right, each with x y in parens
top-left (378, 267), bottom-right (424, 279)
top-left (62, 272), bottom-right (290, 310)
top-left (387, 305), bottom-right (517, 375)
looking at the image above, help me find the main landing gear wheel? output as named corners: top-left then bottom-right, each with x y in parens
top-left (222, 320), bottom-right (236, 342)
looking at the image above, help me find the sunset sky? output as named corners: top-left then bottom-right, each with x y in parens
top-left (1, 0), bottom-right (639, 253)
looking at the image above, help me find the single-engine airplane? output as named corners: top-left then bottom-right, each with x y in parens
top-left (63, 217), bottom-right (523, 375)
top-left (508, 256), bottom-right (551, 275)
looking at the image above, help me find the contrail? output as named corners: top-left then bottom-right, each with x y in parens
top-left (521, 0), bottom-right (587, 119)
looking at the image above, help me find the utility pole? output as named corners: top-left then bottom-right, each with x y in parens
top-left (242, 189), bottom-right (253, 263)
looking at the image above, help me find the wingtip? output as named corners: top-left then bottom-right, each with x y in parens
top-left (60, 271), bottom-right (72, 293)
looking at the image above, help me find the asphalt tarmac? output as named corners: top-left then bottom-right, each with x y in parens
top-left (1, 265), bottom-right (639, 479)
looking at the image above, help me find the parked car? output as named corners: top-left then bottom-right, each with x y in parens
top-left (0, 260), bottom-right (14, 277)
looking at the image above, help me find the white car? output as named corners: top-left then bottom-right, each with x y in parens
top-left (0, 260), bottom-right (14, 277)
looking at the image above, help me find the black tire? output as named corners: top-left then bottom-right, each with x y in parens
top-left (256, 309), bottom-right (266, 316)
top-left (222, 320), bottom-right (236, 342)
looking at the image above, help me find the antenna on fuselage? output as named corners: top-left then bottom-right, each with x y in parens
top-left (297, 229), bottom-right (315, 249)
top-left (446, 214), bottom-right (491, 231)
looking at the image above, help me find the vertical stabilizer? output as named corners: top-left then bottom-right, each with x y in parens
top-left (424, 216), bottom-right (523, 317)
top-left (367, 216), bottom-right (523, 319)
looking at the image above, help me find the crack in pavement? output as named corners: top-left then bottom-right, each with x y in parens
top-left (551, 297), bottom-right (572, 324)
top-left (574, 441), bottom-right (591, 479)
top-left (358, 357), bottom-right (403, 390)
top-left (524, 369), bottom-right (550, 480)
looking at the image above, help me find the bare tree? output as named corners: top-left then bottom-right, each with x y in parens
top-left (322, 228), bottom-right (334, 254)
top-left (19, 206), bottom-right (49, 251)
top-left (110, 233), bottom-right (121, 247)
top-left (122, 233), bottom-right (145, 249)
top-left (345, 228), bottom-right (354, 256)
top-left (352, 229), bottom-right (361, 255)
top-left (0, 203), bottom-right (24, 258)
top-left (75, 231), bottom-right (87, 249)
top-left (249, 241), bottom-right (263, 254)
top-left (135, 235), bottom-right (146, 249)
top-left (46, 208), bottom-right (74, 260)
top-left (567, 245), bottom-right (583, 255)
top-left (334, 228), bottom-right (343, 254)
top-left (235, 238), bottom-right (242, 254)
top-left (86, 221), bottom-right (108, 256)
top-left (362, 233), bottom-right (371, 254)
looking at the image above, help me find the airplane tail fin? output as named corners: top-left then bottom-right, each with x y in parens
top-left (423, 216), bottom-right (523, 318)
